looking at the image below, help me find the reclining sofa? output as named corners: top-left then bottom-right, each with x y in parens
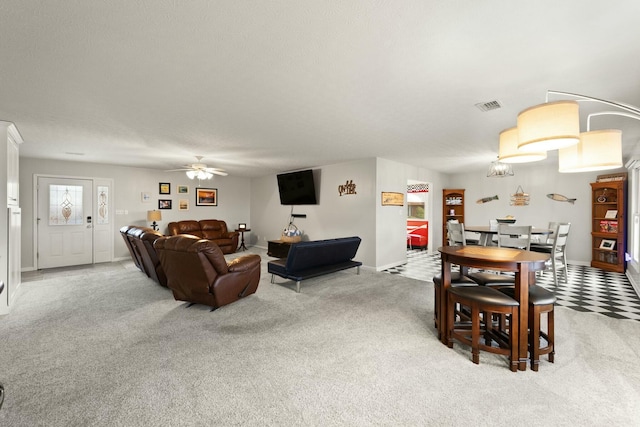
top-left (167, 220), bottom-right (239, 254)
top-left (154, 235), bottom-right (261, 309)
top-left (119, 225), bottom-right (167, 287)
top-left (267, 236), bottom-right (362, 293)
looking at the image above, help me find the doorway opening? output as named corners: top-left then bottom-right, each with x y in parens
top-left (407, 181), bottom-right (432, 254)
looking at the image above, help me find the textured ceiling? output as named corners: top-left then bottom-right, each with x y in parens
top-left (1, 0), bottom-right (640, 178)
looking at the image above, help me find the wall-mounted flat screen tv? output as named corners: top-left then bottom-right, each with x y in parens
top-left (277, 169), bottom-right (318, 205)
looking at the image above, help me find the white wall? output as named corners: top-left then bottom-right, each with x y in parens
top-left (20, 158), bottom-right (251, 270)
top-left (249, 158), bottom-right (378, 267)
top-left (447, 162), bottom-right (618, 264)
top-left (28, 155), bottom-right (599, 273)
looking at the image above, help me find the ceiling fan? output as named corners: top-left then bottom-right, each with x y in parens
top-left (166, 156), bottom-right (228, 179)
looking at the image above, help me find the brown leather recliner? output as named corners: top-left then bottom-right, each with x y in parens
top-left (120, 225), bottom-right (144, 272)
top-left (167, 220), bottom-right (239, 254)
top-left (135, 229), bottom-right (168, 287)
top-left (154, 235), bottom-right (261, 308)
top-left (120, 225), bottom-right (167, 287)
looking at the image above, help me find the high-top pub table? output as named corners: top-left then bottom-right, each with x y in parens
top-left (438, 245), bottom-right (549, 371)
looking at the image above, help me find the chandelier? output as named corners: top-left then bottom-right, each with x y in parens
top-left (497, 90), bottom-right (640, 173)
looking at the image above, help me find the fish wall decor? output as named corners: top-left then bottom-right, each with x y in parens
top-left (476, 195), bottom-right (498, 204)
top-left (547, 193), bottom-right (576, 204)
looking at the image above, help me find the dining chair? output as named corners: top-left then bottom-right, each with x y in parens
top-left (531, 223), bottom-right (571, 286)
top-left (447, 221), bottom-right (465, 245)
top-left (466, 225), bottom-right (533, 286)
top-left (497, 224), bottom-right (532, 250)
top-left (446, 221), bottom-right (479, 246)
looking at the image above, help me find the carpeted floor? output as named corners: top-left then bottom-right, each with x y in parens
top-left (2, 248), bottom-right (640, 426)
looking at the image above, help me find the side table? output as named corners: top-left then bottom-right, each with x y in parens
top-left (235, 229), bottom-right (251, 251)
top-left (267, 240), bottom-right (293, 258)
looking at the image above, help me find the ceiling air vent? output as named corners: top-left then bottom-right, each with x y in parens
top-left (475, 100), bottom-right (502, 112)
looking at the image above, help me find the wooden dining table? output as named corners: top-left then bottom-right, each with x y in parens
top-left (438, 245), bottom-right (549, 371)
top-left (464, 225), bottom-right (553, 246)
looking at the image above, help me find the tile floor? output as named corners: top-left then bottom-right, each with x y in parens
top-left (384, 249), bottom-right (640, 321)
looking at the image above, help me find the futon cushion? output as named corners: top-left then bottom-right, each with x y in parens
top-left (284, 237), bottom-right (361, 272)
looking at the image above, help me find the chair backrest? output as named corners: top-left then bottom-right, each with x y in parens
top-left (552, 223), bottom-right (571, 258)
top-left (497, 224), bottom-right (532, 250)
top-left (447, 221), bottom-right (466, 245)
top-left (545, 221), bottom-right (559, 244)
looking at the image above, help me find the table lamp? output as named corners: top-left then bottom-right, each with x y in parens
top-left (147, 210), bottom-right (162, 231)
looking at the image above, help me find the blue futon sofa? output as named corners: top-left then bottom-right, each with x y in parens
top-left (267, 237), bottom-right (362, 292)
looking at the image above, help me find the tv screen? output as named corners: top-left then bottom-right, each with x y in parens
top-left (277, 169), bottom-right (318, 205)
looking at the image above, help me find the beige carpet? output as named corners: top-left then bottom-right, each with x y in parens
top-left (1, 249), bottom-right (639, 426)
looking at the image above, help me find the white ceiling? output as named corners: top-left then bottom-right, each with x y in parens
top-left (2, 0), bottom-right (640, 178)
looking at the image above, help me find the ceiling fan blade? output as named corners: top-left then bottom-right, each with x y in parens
top-left (165, 168), bottom-right (192, 172)
top-left (204, 167), bottom-right (228, 176)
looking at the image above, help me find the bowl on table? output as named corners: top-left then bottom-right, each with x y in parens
top-left (496, 218), bottom-right (516, 224)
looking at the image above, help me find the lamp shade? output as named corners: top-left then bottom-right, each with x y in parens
top-left (147, 210), bottom-right (162, 222)
top-left (517, 100), bottom-right (580, 152)
top-left (498, 127), bottom-right (546, 163)
top-left (558, 129), bottom-right (623, 173)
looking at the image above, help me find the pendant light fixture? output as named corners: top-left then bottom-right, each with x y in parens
top-left (498, 127), bottom-right (546, 163)
top-left (497, 91), bottom-right (640, 173)
top-left (486, 159), bottom-right (514, 177)
top-left (517, 100), bottom-right (580, 152)
top-left (559, 130), bottom-right (623, 173)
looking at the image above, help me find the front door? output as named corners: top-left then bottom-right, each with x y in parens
top-left (37, 177), bottom-right (93, 269)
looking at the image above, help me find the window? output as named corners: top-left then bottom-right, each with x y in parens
top-left (49, 185), bottom-right (83, 225)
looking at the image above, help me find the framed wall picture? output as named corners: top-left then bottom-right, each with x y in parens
top-left (177, 185), bottom-right (189, 194)
top-left (158, 199), bottom-right (172, 209)
top-left (159, 182), bottom-right (171, 194)
top-left (381, 191), bottom-right (404, 206)
top-left (141, 192), bottom-right (151, 203)
top-left (196, 188), bottom-right (217, 206)
top-left (178, 199), bottom-right (189, 211)
top-left (599, 239), bottom-right (616, 250)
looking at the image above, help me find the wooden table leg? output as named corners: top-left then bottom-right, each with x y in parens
top-left (440, 257), bottom-right (452, 345)
top-left (515, 264), bottom-right (530, 371)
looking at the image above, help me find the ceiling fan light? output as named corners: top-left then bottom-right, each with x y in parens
top-left (517, 100), bottom-right (580, 152)
top-left (498, 127), bottom-right (546, 163)
top-left (186, 170), bottom-right (197, 179)
top-left (558, 129), bottom-right (623, 173)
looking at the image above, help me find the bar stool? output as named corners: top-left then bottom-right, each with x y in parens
top-left (447, 285), bottom-right (520, 372)
top-left (433, 273), bottom-right (477, 339)
top-left (500, 284), bottom-right (556, 371)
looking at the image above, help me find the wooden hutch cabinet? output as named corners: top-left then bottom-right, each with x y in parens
top-left (442, 189), bottom-right (465, 244)
top-left (591, 179), bottom-right (627, 273)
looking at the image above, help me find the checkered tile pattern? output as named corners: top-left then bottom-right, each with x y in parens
top-left (384, 249), bottom-right (640, 321)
